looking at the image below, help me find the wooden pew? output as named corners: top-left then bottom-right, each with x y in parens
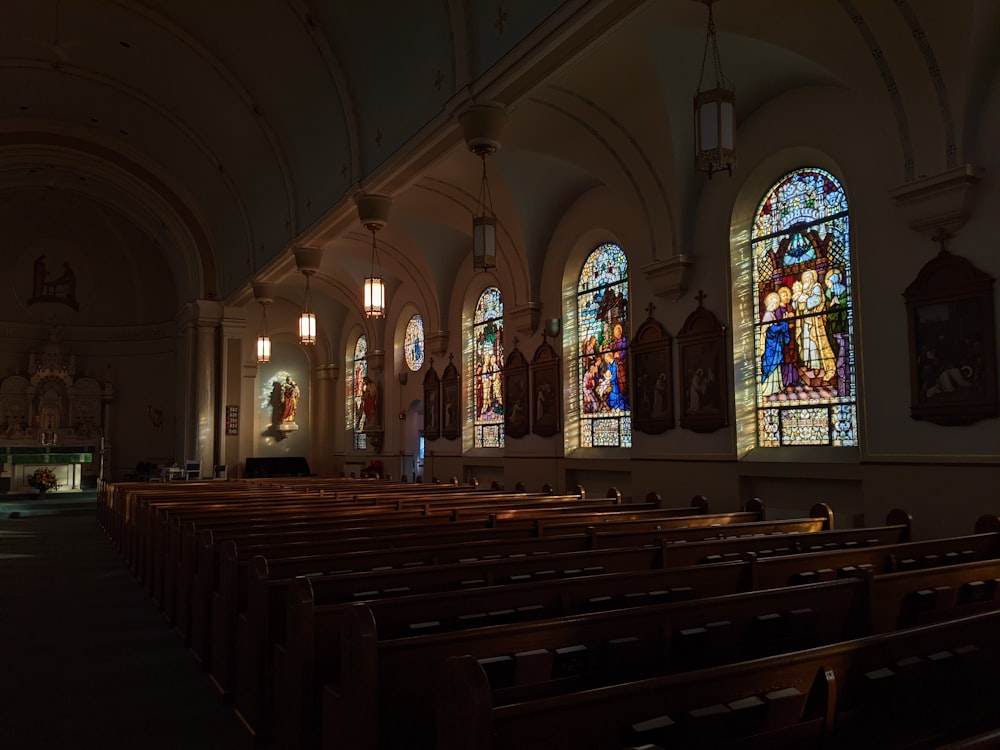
top-left (308, 546), bottom-right (1000, 749)
top-left (165, 490), bottom-right (593, 635)
top-left (215, 503), bottom-right (836, 714)
top-left (150, 485), bottom-right (516, 590)
top-left (661, 510), bottom-right (911, 567)
top-left (238, 558), bottom-right (749, 737)
top-left (200, 499), bottom-right (662, 679)
top-left (218, 509), bottom-right (905, 702)
top-left (308, 578), bottom-right (869, 750)
top-left (867, 557), bottom-right (1000, 633)
top-left (217, 505), bottom-right (840, 725)
top-left (182, 499), bottom-right (768, 657)
top-left (219, 532), bottom-right (664, 702)
top-left (156, 487), bottom-right (597, 604)
top-left (125, 479), bottom-right (479, 578)
top-left (434, 608), bottom-right (1000, 750)
top-left (750, 531), bottom-right (1000, 590)
top-left (184, 497), bottom-right (677, 656)
top-left (221, 503), bottom-right (784, 734)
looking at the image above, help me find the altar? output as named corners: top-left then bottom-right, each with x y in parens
top-left (2, 446), bottom-right (95, 494)
top-left (0, 327), bottom-right (110, 494)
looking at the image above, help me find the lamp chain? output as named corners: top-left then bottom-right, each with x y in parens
top-left (369, 226), bottom-right (380, 274)
top-left (698, 2), bottom-right (727, 91)
top-left (477, 151), bottom-right (494, 218)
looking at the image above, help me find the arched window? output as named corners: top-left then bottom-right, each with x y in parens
top-left (351, 334), bottom-right (369, 450)
top-left (578, 242), bottom-right (631, 447)
top-left (751, 167), bottom-right (857, 446)
top-left (404, 314), bottom-right (425, 371)
top-left (472, 286), bottom-right (504, 448)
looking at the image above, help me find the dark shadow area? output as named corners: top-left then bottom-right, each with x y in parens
top-left (0, 512), bottom-right (257, 750)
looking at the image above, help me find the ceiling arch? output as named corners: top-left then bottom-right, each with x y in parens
top-left (0, 0), bottom-right (991, 332)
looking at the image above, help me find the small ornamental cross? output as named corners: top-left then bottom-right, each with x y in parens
top-left (932, 226), bottom-right (952, 254)
top-left (513, 336), bottom-right (519, 349)
top-left (695, 289), bottom-right (707, 307)
top-left (433, 70), bottom-right (444, 90)
top-left (645, 301), bottom-right (656, 319)
top-left (374, 128), bottom-right (383, 147)
top-left (495, 7), bottom-right (508, 33)
top-left (340, 162), bottom-right (348, 178)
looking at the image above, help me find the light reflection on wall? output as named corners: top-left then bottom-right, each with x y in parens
top-left (731, 224), bottom-right (757, 458)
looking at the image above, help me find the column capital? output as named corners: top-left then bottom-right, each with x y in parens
top-left (316, 364), bottom-right (340, 382)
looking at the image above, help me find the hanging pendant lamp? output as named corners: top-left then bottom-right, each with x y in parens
top-left (693, 0), bottom-right (735, 177)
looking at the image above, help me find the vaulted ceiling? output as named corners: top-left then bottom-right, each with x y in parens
top-left (1, 1), bottom-right (995, 337)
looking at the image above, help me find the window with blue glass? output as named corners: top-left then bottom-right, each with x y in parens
top-left (577, 243), bottom-right (631, 448)
top-left (473, 287), bottom-right (504, 448)
top-left (751, 167), bottom-right (858, 446)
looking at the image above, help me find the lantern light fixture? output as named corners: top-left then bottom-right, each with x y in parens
top-left (252, 281), bottom-right (276, 362)
top-left (256, 300), bottom-right (271, 363)
top-left (292, 247), bottom-right (322, 346)
top-left (472, 145), bottom-right (498, 272)
top-left (298, 271), bottom-right (316, 345)
top-left (363, 222), bottom-right (385, 319)
top-left (694, 0), bottom-right (735, 177)
top-left (459, 103), bottom-right (508, 272)
top-left (355, 193), bottom-right (392, 319)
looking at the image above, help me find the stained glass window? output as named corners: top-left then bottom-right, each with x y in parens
top-left (751, 167), bottom-right (857, 447)
top-left (473, 287), bottom-right (504, 448)
top-left (404, 314), bottom-right (425, 371)
top-left (352, 334), bottom-right (368, 450)
top-left (578, 242), bottom-right (631, 448)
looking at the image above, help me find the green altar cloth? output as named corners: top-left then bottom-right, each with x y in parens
top-left (1, 447), bottom-right (94, 464)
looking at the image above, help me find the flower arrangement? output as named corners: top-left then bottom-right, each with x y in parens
top-left (27, 467), bottom-right (59, 494)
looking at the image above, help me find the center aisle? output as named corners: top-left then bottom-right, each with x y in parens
top-left (0, 512), bottom-right (257, 750)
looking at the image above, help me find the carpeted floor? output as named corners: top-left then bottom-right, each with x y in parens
top-left (0, 511), bottom-right (257, 750)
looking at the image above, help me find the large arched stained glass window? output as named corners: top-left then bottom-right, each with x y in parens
top-left (404, 314), bottom-right (425, 371)
top-left (473, 287), bottom-right (504, 448)
top-left (578, 242), bottom-right (631, 447)
top-left (351, 334), bottom-right (369, 450)
top-left (751, 167), bottom-right (857, 446)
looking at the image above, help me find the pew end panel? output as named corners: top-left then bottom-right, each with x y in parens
top-left (321, 601), bottom-right (379, 750)
top-left (885, 508), bottom-right (913, 542)
top-left (974, 514), bottom-right (1000, 535)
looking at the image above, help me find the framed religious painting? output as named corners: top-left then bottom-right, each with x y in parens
top-left (422, 359), bottom-right (440, 440)
top-left (441, 354), bottom-right (461, 440)
top-left (630, 308), bottom-right (674, 434)
top-left (677, 293), bottom-right (729, 433)
top-left (503, 343), bottom-right (529, 439)
top-left (904, 249), bottom-right (998, 426)
top-left (530, 337), bottom-right (561, 437)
